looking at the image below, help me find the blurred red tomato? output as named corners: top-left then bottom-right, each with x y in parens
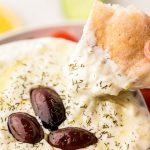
top-left (141, 89), bottom-right (150, 111)
top-left (51, 31), bottom-right (78, 42)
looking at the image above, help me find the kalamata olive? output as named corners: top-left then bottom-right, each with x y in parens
top-left (30, 87), bottom-right (66, 131)
top-left (48, 127), bottom-right (98, 150)
top-left (8, 112), bottom-right (44, 144)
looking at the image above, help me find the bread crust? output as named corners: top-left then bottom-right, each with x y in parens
top-left (90, 1), bottom-right (150, 88)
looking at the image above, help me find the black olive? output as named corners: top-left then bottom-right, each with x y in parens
top-left (30, 87), bottom-right (66, 131)
top-left (8, 112), bottom-right (44, 144)
top-left (48, 127), bottom-right (98, 150)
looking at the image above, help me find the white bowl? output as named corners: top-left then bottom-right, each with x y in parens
top-left (0, 24), bottom-right (83, 44)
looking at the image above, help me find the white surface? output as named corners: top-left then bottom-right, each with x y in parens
top-left (106, 0), bottom-right (150, 14)
top-left (0, 0), bottom-right (65, 27)
top-left (0, 0), bottom-right (150, 27)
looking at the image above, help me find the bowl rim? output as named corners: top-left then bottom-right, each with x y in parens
top-left (0, 23), bottom-right (84, 44)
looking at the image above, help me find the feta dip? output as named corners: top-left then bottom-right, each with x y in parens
top-left (0, 38), bottom-right (149, 150)
top-left (66, 17), bottom-right (131, 96)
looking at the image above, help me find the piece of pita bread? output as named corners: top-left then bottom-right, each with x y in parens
top-left (83, 1), bottom-right (150, 89)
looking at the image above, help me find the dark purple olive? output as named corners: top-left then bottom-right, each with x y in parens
top-left (30, 87), bottom-right (66, 131)
top-left (8, 112), bottom-right (44, 144)
top-left (48, 127), bottom-right (98, 150)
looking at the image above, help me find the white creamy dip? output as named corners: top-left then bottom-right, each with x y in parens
top-left (66, 17), bottom-right (131, 96)
top-left (0, 38), bottom-right (149, 150)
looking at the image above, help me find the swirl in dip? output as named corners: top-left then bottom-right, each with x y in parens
top-left (0, 38), bottom-right (149, 150)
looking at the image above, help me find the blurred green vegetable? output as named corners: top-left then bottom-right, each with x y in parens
top-left (61, 0), bottom-right (96, 20)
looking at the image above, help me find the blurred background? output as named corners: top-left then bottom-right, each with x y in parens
top-left (0, 0), bottom-right (150, 35)
top-left (0, 0), bottom-right (93, 34)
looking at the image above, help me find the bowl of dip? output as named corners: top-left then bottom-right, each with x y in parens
top-left (0, 24), bottom-right (149, 150)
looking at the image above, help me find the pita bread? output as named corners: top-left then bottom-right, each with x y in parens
top-left (83, 1), bottom-right (150, 89)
